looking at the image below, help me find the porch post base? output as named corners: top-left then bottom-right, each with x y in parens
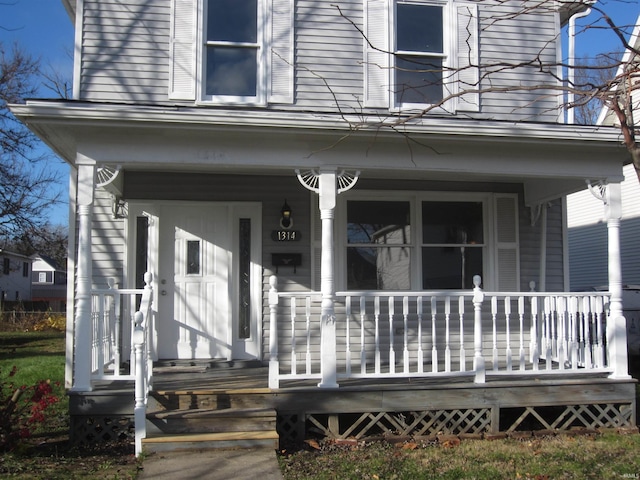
top-left (317, 382), bottom-right (339, 389)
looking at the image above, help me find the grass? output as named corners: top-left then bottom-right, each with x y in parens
top-left (0, 331), bottom-right (141, 479)
top-left (279, 433), bottom-right (640, 479)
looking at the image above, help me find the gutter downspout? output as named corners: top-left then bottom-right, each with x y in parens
top-left (567, 5), bottom-right (593, 124)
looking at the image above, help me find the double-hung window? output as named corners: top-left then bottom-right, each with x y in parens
top-left (204, 0), bottom-right (263, 102)
top-left (169, 0), bottom-right (293, 105)
top-left (364, 0), bottom-right (479, 112)
top-left (394, 2), bottom-right (447, 107)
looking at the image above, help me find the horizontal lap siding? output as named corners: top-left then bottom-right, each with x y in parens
top-left (80, 0), bottom-right (170, 102)
top-left (91, 189), bottom-right (125, 289)
top-left (477, 2), bottom-right (561, 122)
top-left (294, 1), bottom-right (364, 111)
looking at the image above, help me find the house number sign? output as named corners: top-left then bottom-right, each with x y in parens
top-left (271, 230), bottom-right (301, 242)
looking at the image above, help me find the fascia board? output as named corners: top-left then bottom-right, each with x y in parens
top-left (11, 101), bottom-right (625, 146)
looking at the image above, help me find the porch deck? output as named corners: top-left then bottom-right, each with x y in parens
top-left (70, 361), bottom-right (637, 448)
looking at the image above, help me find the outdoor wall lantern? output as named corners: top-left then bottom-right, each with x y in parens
top-left (280, 199), bottom-right (293, 229)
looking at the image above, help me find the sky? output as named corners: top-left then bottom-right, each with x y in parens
top-left (0, 0), bottom-right (639, 227)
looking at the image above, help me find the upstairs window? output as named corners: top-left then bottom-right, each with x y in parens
top-left (394, 2), bottom-right (446, 106)
top-left (204, 0), bottom-right (262, 101)
top-left (169, 0), bottom-right (294, 105)
top-left (364, 0), bottom-right (479, 112)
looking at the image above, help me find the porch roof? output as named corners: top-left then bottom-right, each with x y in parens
top-left (11, 100), bottom-right (629, 205)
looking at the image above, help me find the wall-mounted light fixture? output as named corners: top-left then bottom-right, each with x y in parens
top-left (280, 199), bottom-right (293, 229)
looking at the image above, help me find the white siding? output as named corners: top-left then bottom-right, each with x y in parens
top-left (77, 0), bottom-right (564, 121)
top-left (91, 189), bottom-right (126, 288)
top-left (80, 0), bottom-right (171, 103)
top-left (568, 164), bottom-right (640, 290)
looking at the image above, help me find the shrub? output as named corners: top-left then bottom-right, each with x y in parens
top-left (0, 366), bottom-right (59, 451)
top-left (31, 314), bottom-right (66, 332)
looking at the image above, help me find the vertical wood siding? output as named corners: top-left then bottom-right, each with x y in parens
top-left (78, 0), bottom-right (563, 121)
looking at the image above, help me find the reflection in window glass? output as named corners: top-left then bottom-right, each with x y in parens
top-left (422, 201), bottom-right (483, 289)
top-left (206, 48), bottom-right (257, 96)
top-left (347, 201), bottom-right (411, 290)
top-left (395, 3), bottom-right (444, 105)
top-left (187, 241), bottom-right (200, 275)
top-left (205, 0), bottom-right (259, 97)
top-left (207, 0), bottom-right (257, 43)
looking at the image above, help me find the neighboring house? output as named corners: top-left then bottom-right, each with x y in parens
top-left (0, 250), bottom-right (32, 304)
top-left (568, 17), bottom-right (640, 356)
top-left (31, 255), bottom-right (68, 312)
top-left (11, 0), bottom-right (637, 452)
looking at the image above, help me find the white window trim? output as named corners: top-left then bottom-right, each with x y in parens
top-left (390, 0), bottom-right (454, 113)
top-left (196, 0), bottom-right (268, 106)
top-left (364, 0), bottom-right (479, 113)
top-left (336, 191), bottom-right (517, 291)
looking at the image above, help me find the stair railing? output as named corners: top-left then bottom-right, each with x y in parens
top-left (133, 272), bottom-right (154, 456)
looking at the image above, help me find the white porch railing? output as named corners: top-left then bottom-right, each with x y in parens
top-left (268, 275), bottom-right (614, 388)
top-left (90, 273), bottom-right (153, 456)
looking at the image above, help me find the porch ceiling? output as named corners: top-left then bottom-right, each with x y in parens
top-left (11, 100), bottom-right (629, 204)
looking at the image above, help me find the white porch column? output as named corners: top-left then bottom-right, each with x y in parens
top-left (318, 169), bottom-right (339, 388)
top-left (71, 162), bottom-right (96, 391)
top-left (605, 182), bottom-right (629, 378)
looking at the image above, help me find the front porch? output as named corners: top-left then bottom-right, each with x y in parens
top-left (69, 359), bottom-right (636, 453)
top-left (69, 275), bottom-right (637, 454)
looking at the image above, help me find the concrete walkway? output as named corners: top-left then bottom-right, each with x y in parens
top-left (138, 448), bottom-right (284, 480)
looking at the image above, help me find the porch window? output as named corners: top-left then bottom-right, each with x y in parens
top-left (422, 201), bottom-right (483, 289)
top-left (347, 201), bottom-right (411, 290)
top-left (186, 240), bottom-right (201, 275)
top-left (336, 193), bottom-right (518, 291)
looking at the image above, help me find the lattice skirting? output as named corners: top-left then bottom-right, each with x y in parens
top-left (70, 415), bottom-right (135, 445)
top-left (277, 402), bottom-right (635, 446)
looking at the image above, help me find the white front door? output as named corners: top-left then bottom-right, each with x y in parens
top-left (153, 203), bottom-right (261, 360)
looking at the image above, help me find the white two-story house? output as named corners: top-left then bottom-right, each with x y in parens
top-left (12, 0), bottom-right (636, 452)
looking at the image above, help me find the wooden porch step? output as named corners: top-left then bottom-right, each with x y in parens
top-left (146, 407), bottom-right (276, 435)
top-left (142, 431), bottom-right (279, 453)
top-left (148, 389), bottom-right (273, 412)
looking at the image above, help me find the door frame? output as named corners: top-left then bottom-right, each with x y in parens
top-left (126, 201), bottom-right (263, 361)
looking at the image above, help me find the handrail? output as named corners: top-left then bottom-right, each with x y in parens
top-left (268, 275), bottom-right (616, 388)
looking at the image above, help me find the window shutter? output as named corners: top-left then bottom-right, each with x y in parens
top-left (455, 2), bottom-right (479, 112)
top-left (494, 195), bottom-right (520, 291)
top-left (169, 0), bottom-right (197, 101)
top-left (364, 0), bottom-right (389, 108)
top-left (269, 0), bottom-right (294, 104)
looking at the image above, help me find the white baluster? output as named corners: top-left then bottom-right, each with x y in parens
top-left (345, 296), bottom-right (352, 377)
top-left (595, 295), bottom-right (605, 367)
top-left (306, 296), bottom-right (312, 375)
top-left (570, 296), bottom-right (579, 369)
top-left (518, 296), bottom-right (525, 371)
top-left (403, 296), bottom-right (409, 374)
top-left (491, 296), bottom-right (498, 371)
top-left (582, 296), bottom-right (592, 369)
top-left (417, 297), bottom-right (424, 374)
top-left (360, 296), bottom-right (367, 375)
top-left (374, 296), bottom-right (381, 375)
top-left (531, 296), bottom-right (539, 370)
top-left (505, 297), bottom-right (512, 371)
top-left (473, 276), bottom-right (485, 383)
top-left (459, 296), bottom-right (466, 372)
top-left (445, 296), bottom-right (451, 373)
top-left (431, 297), bottom-right (438, 373)
top-left (388, 296), bottom-right (395, 374)
top-left (557, 296), bottom-right (566, 369)
top-left (290, 296), bottom-right (297, 375)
